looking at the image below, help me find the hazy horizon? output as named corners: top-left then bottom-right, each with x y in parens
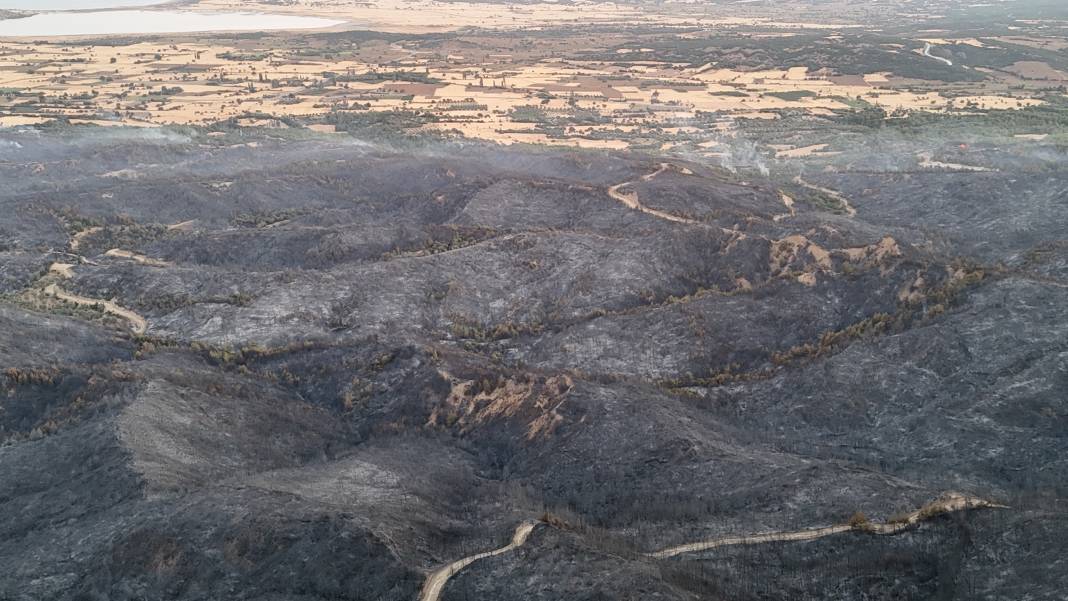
top-left (1, 0), bottom-right (169, 9)
top-left (0, 9), bottom-right (342, 35)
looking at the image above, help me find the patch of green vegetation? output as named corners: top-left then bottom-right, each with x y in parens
top-left (232, 208), bottom-right (307, 228)
top-left (335, 71), bottom-right (440, 84)
top-left (448, 315), bottom-right (545, 342)
top-left (508, 106), bottom-right (610, 127)
top-left (209, 112), bottom-right (303, 131)
top-left (218, 52), bottom-right (271, 62)
top-left (137, 292), bottom-right (254, 313)
top-left (599, 32), bottom-right (985, 82)
top-left (885, 103), bottom-right (1068, 133)
top-left (325, 109), bottom-right (441, 135)
top-left (764, 90), bottom-right (816, 101)
top-left (383, 226), bottom-right (498, 259)
top-left (53, 207), bottom-right (103, 235)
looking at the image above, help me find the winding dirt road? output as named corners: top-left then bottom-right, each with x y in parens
top-left (105, 248), bottom-right (172, 267)
top-left (607, 164), bottom-right (750, 245)
top-left (167, 219), bottom-right (197, 231)
top-left (793, 175), bottom-right (857, 217)
top-left (917, 152), bottom-right (992, 172)
top-left (69, 226), bottom-right (102, 251)
top-left (419, 521), bottom-right (538, 601)
top-left (650, 492), bottom-right (1003, 559)
top-left (607, 163), bottom-right (703, 226)
top-left (923, 42), bottom-right (954, 67)
top-left (651, 525), bottom-right (852, 559)
top-left (43, 282), bottom-right (148, 335)
top-left (418, 493), bottom-right (1002, 599)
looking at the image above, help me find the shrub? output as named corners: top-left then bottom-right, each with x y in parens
top-left (887, 511), bottom-right (913, 524)
top-left (848, 511), bottom-right (870, 529)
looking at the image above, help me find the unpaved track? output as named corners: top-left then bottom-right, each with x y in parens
top-left (419, 521), bottom-right (538, 601)
top-left (46, 232), bottom-right (159, 334)
top-left (43, 283), bottom-right (148, 335)
top-left (418, 494), bottom-right (1002, 598)
top-left (773, 192), bottom-right (796, 222)
top-left (917, 152), bottom-right (992, 172)
top-left (608, 164), bottom-right (743, 241)
top-left (69, 226), bottom-right (102, 251)
top-left (607, 163), bottom-right (703, 226)
top-left (923, 42), bottom-right (954, 66)
top-left (793, 175), bottom-right (857, 217)
top-left (167, 219), bottom-right (197, 231)
top-left (650, 493), bottom-right (1003, 559)
top-left (49, 262), bottom-right (75, 279)
top-left (105, 248), bottom-right (172, 267)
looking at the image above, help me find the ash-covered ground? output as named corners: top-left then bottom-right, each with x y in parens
top-left (0, 126), bottom-right (1065, 600)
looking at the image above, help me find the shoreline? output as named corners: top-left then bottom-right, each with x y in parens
top-left (0, 0), bottom-right (189, 13)
top-left (0, 7), bottom-right (349, 39)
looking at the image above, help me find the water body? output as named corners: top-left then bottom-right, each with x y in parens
top-left (1, 0), bottom-right (167, 8)
top-left (0, 10), bottom-right (343, 36)
top-left (1, 0), bottom-right (170, 8)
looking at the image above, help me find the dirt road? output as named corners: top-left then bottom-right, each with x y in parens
top-left (69, 226), bottom-right (102, 251)
top-left (793, 175), bottom-right (857, 217)
top-left (105, 248), bottom-right (172, 267)
top-left (917, 152), bottom-right (992, 172)
top-left (419, 521), bottom-right (538, 601)
top-left (416, 493), bottom-right (1001, 598)
top-left (651, 492), bottom-right (1003, 559)
top-left (43, 283), bottom-right (148, 335)
top-left (607, 163), bottom-right (703, 226)
top-left (923, 42), bottom-right (954, 66)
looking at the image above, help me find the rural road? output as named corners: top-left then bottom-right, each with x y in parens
top-left (48, 231), bottom-right (165, 334)
top-left (917, 152), bottom-right (992, 172)
top-left (651, 524), bottom-right (853, 558)
top-left (607, 163), bottom-right (748, 242)
top-left (105, 248), bottom-right (172, 267)
top-left (651, 492), bottom-right (1003, 559)
top-left (43, 281), bottom-right (148, 335)
top-left (417, 493), bottom-right (1002, 599)
top-left (923, 42), bottom-right (954, 66)
top-left (69, 226), bottom-right (102, 251)
top-left (793, 175), bottom-right (857, 217)
top-left (419, 521), bottom-right (539, 601)
top-left (607, 163), bottom-right (703, 226)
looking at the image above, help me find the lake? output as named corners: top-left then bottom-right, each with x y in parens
top-left (0, 10), bottom-right (344, 36)
top-left (1, 0), bottom-right (169, 8)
